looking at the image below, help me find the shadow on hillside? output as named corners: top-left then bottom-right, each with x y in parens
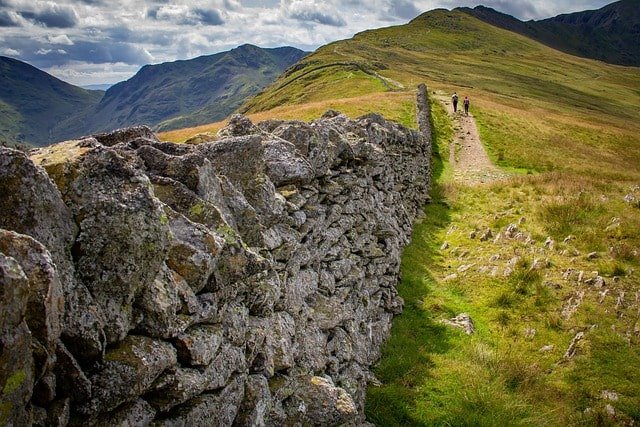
top-left (365, 120), bottom-right (455, 425)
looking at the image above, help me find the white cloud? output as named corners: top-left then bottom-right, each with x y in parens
top-left (282, 0), bottom-right (347, 27)
top-left (0, 0), bottom-right (615, 85)
top-left (1, 47), bottom-right (21, 56)
top-left (47, 33), bottom-right (73, 45)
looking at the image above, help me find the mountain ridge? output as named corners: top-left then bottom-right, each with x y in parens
top-left (55, 44), bottom-right (308, 138)
top-left (459, 0), bottom-right (640, 66)
top-left (0, 56), bottom-right (104, 147)
top-left (1, 45), bottom-right (307, 147)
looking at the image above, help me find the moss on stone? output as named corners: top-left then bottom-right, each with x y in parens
top-left (2, 370), bottom-right (26, 395)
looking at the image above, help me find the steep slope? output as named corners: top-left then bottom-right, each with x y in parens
top-left (0, 56), bottom-right (104, 147)
top-left (460, 0), bottom-right (640, 66)
top-left (56, 44), bottom-right (306, 137)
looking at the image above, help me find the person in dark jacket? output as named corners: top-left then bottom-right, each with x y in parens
top-left (452, 92), bottom-right (459, 113)
top-left (464, 96), bottom-right (470, 116)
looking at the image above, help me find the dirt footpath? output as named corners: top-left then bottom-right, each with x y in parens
top-left (437, 94), bottom-right (511, 185)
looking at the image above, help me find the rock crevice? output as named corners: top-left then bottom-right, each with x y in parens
top-left (0, 89), bottom-right (432, 425)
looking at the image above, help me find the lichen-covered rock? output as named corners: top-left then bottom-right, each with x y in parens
top-left (173, 325), bottom-right (223, 367)
top-left (0, 253), bottom-right (34, 426)
top-left (284, 376), bottom-right (358, 425)
top-left (235, 374), bottom-right (271, 427)
top-left (77, 336), bottom-right (177, 417)
top-left (0, 230), bottom-right (63, 364)
top-left (152, 375), bottom-right (245, 427)
top-left (2, 145), bottom-right (106, 362)
top-left (54, 342), bottom-right (92, 403)
top-left (165, 209), bottom-right (223, 293)
top-left (0, 87), bottom-right (432, 425)
top-left (95, 399), bottom-right (156, 427)
top-left (145, 367), bottom-right (209, 413)
top-left (91, 125), bottom-right (158, 147)
top-left (34, 142), bottom-right (170, 343)
top-left (133, 264), bottom-right (190, 339)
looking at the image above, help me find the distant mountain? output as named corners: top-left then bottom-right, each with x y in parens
top-left (82, 84), bottom-right (113, 91)
top-left (0, 56), bottom-right (104, 147)
top-left (460, 0), bottom-right (640, 66)
top-left (57, 44), bottom-right (307, 137)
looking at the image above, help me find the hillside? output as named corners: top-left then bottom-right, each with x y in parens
top-left (460, 0), bottom-right (640, 66)
top-left (56, 44), bottom-right (307, 138)
top-left (203, 8), bottom-right (639, 425)
top-left (241, 8), bottom-right (640, 178)
top-left (0, 56), bottom-right (104, 147)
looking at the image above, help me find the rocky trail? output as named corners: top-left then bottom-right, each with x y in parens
top-left (437, 94), bottom-right (511, 185)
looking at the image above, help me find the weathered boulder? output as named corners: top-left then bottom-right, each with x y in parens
top-left (91, 125), bottom-right (159, 147)
top-left (77, 336), bottom-right (177, 417)
top-left (2, 145), bottom-right (106, 362)
top-left (0, 230), bottom-right (63, 365)
top-left (0, 253), bottom-right (34, 426)
top-left (283, 376), bottom-right (358, 425)
top-left (33, 141), bottom-right (170, 343)
top-left (152, 375), bottom-right (245, 427)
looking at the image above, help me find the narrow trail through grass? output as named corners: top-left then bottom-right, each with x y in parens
top-left (366, 97), bottom-right (640, 426)
top-left (436, 92), bottom-right (512, 185)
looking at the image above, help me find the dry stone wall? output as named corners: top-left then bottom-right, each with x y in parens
top-left (0, 89), bottom-right (432, 426)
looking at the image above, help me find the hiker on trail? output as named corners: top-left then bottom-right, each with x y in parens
top-left (464, 96), bottom-right (470, 116)
top-left (452, 92), bottom-right (459, 113)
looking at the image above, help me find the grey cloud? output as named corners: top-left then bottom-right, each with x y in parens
top-left (68, 41), bottom-right (153, 65)
top-left (440, 0), bottom-right (539, 20)
top-left (8, 34), bottom-right (153, 68)
top-left (389, 0), bottom-right (420, 19)
top-left (103, 26), bottom-right (178, 47)
top-left (19, 4), bottom-right (79, 28)
top-left (194, 8), bottom-right (224, 25)
top-left (0, 10), bottom-right (20, 26)
top-left (288, 6), bottom-right (346, 27)
top-left (222, 0), bottom-right (240, 11)
top-left (148, 5), bottom-right (224, 26)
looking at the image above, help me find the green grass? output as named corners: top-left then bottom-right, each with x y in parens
top-left (367, 173), bottom-right (640, 425)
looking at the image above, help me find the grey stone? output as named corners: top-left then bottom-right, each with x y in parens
top-left (145, 367), bottom-right (209, 413)
top-left (0, 89), bottom-right (434, 424)
top-left (235, 375), bottom-right (271, 427)
top-left (154, 375), bottom-right (245, 426)
top-left (284, 376), bottom-right (358, 426)
top-left (173, 325), bottom-right (223, 366)
top-left (78, 336), bottom-right (177, 416)
top-left (95, 399), bottom-right (156, 427)
top-left (0, 253), bottom-right (34, 426)
top-left (3, 145), bottom-right (106, 362)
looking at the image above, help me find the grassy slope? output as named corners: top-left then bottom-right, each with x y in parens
top-left (0, 56), bottom-right (104, 147)
top-left (163, 10), bottom-right (640, 424)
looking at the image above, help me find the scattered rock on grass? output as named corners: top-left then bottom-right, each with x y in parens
top-left (563, 331), bottom-right (585, 359)
top-left (601, 390), bottom-right (619, 401)
top-left (479, 229), bottom-right (493, 242)
top-left (442, 313), bottom-right (475, 335)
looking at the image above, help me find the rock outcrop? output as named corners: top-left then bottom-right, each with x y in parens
top-left (0, 89), bottom-right (432, 425)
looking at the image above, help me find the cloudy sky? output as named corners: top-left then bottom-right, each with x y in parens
top-left (0, 0), bottom-right (614, 86)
